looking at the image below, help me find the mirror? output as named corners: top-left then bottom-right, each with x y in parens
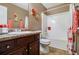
top-left (0, 5), bottom-right (7, 25)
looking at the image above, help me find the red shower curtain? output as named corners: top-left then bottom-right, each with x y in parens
top-left (72, 9), bottom-right (79, 54)
top-left (67, 7), bottom-right (79, 55)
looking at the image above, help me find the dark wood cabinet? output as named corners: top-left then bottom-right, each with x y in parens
top-left (29, 40), bottom-right (39, 55)
top-left (0, 33), bottom-right (40, 55)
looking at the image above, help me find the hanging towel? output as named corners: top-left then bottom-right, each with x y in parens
top-left (8, 19), bottom-right (14, 28)
top-left (19, 20), bottom-right (24, 29)
top-left (72, 9), bottom-right (78, 33)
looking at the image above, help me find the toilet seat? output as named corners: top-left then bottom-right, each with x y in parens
top-left (40, 39), bottom-right (50, 44)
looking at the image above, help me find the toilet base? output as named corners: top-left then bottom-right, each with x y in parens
top-left (40, 44), bottom-right (49, 54)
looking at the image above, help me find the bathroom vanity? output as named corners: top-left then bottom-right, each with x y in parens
top-left (0, 31), bottom-right (40, 55)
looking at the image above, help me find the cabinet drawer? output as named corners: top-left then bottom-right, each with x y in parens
top-left (1, 40), bottom-right (15, 52)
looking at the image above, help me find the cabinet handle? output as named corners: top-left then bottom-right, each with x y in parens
top-left (6, 45), bottom-right (10, 49)
top-left (30, 47), bottom-right (32, 50)
top-left (26, 49), bottom-right (28, 52)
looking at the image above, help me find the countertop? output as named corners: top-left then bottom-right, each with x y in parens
top-left (0, 31), bottom-right (41, 42)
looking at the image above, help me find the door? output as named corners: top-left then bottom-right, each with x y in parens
top-left (29, 40), bottom-right (39, 55)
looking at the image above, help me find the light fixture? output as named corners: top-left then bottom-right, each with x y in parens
top-left (31, 8), bottom-right (36, 16)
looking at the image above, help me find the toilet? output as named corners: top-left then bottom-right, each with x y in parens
top-left (40, 38), bottom-right (50, 54)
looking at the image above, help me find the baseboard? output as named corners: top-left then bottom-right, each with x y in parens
top-left (40, 46), bottom-right (69, 55)
top-left (49, 39), bottom-right (68, 51)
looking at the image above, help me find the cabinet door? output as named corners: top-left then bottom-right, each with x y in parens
top-left (29, 40), bottom-right (39, 55)
top-left (0, 40), bottom-right (15, 54)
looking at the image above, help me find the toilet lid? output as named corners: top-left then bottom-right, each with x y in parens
top-left (40, 39), bottom-right (50, 44)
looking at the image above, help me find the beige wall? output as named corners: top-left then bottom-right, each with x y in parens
top-left (28, 3), bottom-right (46, 30)
top-left (0, 3), bottom-right (28, 28)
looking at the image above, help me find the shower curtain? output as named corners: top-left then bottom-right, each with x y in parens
top-left (67, 5), bottom-right (79, 55)
top-left (72, 7), bottom-right (79, 55)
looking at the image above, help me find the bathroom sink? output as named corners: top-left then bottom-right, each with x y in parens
top-left (8, 31), bottom-right (33, 35)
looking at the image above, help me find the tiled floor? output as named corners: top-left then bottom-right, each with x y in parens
top-left (40, 47), bottom-right (69, 55)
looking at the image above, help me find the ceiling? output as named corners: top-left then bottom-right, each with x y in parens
top-left (13, 3), bottom-right (29, 10)
top-left (42, 3), bottom-right (62, 9)
top-left (12, 3), bottom-right (62, 11)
